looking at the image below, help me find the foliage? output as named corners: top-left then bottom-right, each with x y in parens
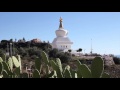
top-left (0, 50), bottom-right (4, 58)
top-left (49, 49), bottom-right (71, 63)
top-left (77, 48), bottom-right (82, 52)
top-left (18, 47), bottom-right (27, 57)
top-left (0, 51), bottom-right (110, 78)
top-left (79, 59), bottom-right (93, 65)
top-left (68, 49), bottom-right (72, 53)
top-left (49, 48), bottom-right (59, 58)
top-left (77, 48), bottom-right (82, 56)
top-left (56, 52), bottom-right (71, 63)
top-left (113, 57), bottom-right (120, 64)
top-left (91, 57), bottom-right (104, 78)
top-left (0, 39), bottom-right (52, 59)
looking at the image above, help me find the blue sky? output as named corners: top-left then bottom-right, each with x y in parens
top-left (0, 12), bottom-right (120, 55)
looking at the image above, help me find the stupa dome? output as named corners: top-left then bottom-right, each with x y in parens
top-left (52, 17), bottom-right (73, 51)
top-left (55, 17), bottom-right (68, 37)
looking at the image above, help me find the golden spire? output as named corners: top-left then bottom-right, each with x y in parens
top-left (59, 17), bottom-right (63, 28)
top-left (59, 17), bottom-right (63, 22)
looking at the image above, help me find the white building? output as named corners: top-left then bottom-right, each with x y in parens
top-left (51, 17), bottom-right (73, 51)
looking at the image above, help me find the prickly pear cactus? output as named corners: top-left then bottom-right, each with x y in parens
top-left (42, 51), bottom-right (49, 65)
top-left (14, 67), bottom-right (20, 77)
top-left (78, 64), bottom-right (92, 78)
top-left (47, 70), bottom-right (57, 78)
top-left (50, 60), bottom-right (63, 78)
top-left (76, 60), bottom-right (82, 78)
top-left (2, 70), bottom-right (9, 78)
top-left (46, 65), bottom-right (51, 75)
top-left (2, 62), bottom-right (12, 75)
top-left (101, 72), bottom-right (110, 78)
top-left (0, 51), bottom-right (110, 78)
top-left (64, 66), bottom-right (72, 78)
top-left (16, 55), bottom-right (22, 72)
top-left (7, 57), bottom-right (13, 71)
top-left (91, 57), bottom-right (104, 78)
top-left (0, 75), bottom-right (3, 78)
top-left (35, 57), bottom-right (42, 72)
top-left (0, 57), bottom-right (3, 62)
top-left (12, 56), bottom-right (20, 68)
top-left (1, 54), bottom-right (6, 62)
top-left (70, 69), bottom-right (77, 78)
top-left (22, 73), bottom-right (29, 78)
top-left (56, 58), bottom-right (63, 73)
top-left (33, 69), bottom-right (40, 78)
top-left (0, 62), bottom-right (3, 75)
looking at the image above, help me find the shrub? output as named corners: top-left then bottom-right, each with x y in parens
top-left (31, 55), bottom-right (38, 59)
top-left (72, 54), bottom-right (75, 57)
top-left (0, 50), bottom-right (4, 57)
top-left (56, 52), bottom-right (71, 63)
top-left (113, 57), bottom-right (120, 64)
top-left (48, 48), bottom-right (59, 58)
top-left (0, 51), bottom-right (110, 78)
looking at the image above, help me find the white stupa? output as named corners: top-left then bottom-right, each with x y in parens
top-left (51, 17), bottom-right (73, 51)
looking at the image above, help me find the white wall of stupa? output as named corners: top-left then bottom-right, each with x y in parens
top-left (51, 17), bottom-right (73, 51)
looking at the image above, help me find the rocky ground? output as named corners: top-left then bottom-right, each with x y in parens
top-left (104, 65), bottom-right (120, 78)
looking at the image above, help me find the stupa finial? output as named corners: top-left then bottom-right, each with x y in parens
top-left (59, 17), bottom-right (63, 28)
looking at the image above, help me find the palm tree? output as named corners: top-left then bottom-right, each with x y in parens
top-left (77, 48), bottom-right (82, 56)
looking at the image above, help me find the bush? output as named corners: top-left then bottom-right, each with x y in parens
top-left (79, 59), bottom-right (87, 64)
top-left (0, 50), bottom-right (4, 57)
top-left (31, 55), bottom-right (38, 59)
top-left (72, 54), bottom-right (75, 57)
top-left (79, 59), bottom-right (93, 65)
top-left (18, 47), bottom-right (27, 57)
top-left (113, 57), bottom-right (120, 64)
top-left (27, 47), bottom-right (42, 59)
top-left (56, 52), bottom-right (71, 63)
top-left (48, 48), bottom-right (59, 58)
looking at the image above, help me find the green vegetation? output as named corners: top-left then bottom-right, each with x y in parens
top-left (113, 56), bottom-right (120, 64)
top-left (77, 48), bottom-right (82, 56)
top-left (0, 39), bottom-right (72, 64)
top-left (0, 51), bottom-right (110, 78)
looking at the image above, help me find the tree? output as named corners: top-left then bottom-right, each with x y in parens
top-left (10, 39), bottom-right (13, 43)
top-left (77, 48), bottom-right (82, 56)
top-left (43, 41), bottom-right (46, 43)
top-left (56, 52), bottom-right (71, 63)
top-left (47, 41), bottom-right (50, 44)
top-left (1, 40), bottom-right (9, 49)
top-left (0, 50), bottom-right (4, 57)
top-left (23, 37), bottom-right (26, 42)
top-left (68, 49), bottom-right (72, 58)
top-left (49, 48), bottom-right (59, 58)
top-left (15, 38), bottom-right (17, 42)
top-left (1, 40), bottom-right (8, 44)
top-left (68, 49), bottom-right (71, 53)
top-left (113, 56), bottom-right (120, 64)
top-left (59, 52), bottom-right (71, 63)
top-left (18, 47), bottom-right (27, 57)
